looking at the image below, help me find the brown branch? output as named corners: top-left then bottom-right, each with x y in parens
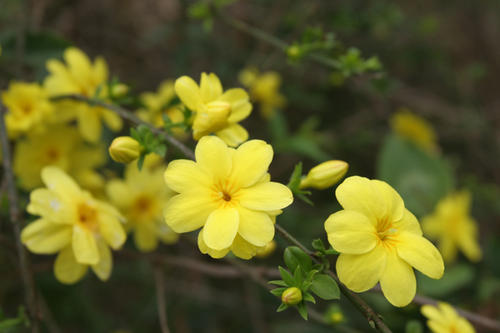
top-left (50, 94), bottom-right (195, 160)
top-left (0, 102), bottom-right (39, 332)
top-left (153, 265), bottom-right (170, 333)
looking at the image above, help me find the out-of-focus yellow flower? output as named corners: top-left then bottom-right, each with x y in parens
top-left (13, 124), bottom-right (105, 191)
top-left (174, 73), bottom-right (252, 146)
top-left (138, 80), bottom-right (186, 137)
top-left (106, 162), bottom-right (178, 252)
top-left (21, 167), bottom-right (126, 284)
top-left (325, 176), bottom-right (444, 307)
top-left (163, 136), bottom-right (292, 259)
top-left (422, 191), bottom-right (481, 263)
top-left (109, 136), bottom-right (141, 164)
top-left (44, 47), bottom-right (122, 142)
top-left (299, 160), bottom-right (349, 190)
top-left (255, 240), bottom-right (277, 258)
top-left (2, 82), bottom-right (53, 138)
top-left (281, 287), bottom-right (302, 305)
top-left (239, 67), bottom-right (286, 118)
top-left (390, 108), bottom-right (437, 152)
top-left (421, 302), bottom-right (475, 333)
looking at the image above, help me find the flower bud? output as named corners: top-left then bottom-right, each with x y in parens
top-left (109, 136), bottom-right (141, 163)
top-left (299, 160), bottom-right (349, 190)
top-left (256, 240), bottom-right (277, 258)
top-left (281, 287), bottom-right (302, 305)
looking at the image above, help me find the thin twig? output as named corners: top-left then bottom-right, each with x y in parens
top-left (0, 102), bottom-right (39, 332)
top-left (50, 95), bottom-right (195, 159)
top-left (153, 265), bottom-right (170, 333)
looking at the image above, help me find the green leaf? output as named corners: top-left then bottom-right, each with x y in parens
top-left (310, 274), bottom-right (340, 300)
top-left (287, 162), bottom-right (303, 190)
top-left (405, 320), bottom-right (423, 333)
top-left (311, 239), bottom-right (326, 252)
top-left (270, 287), bottom-right (286, 297)
top-left (293, 266), bottom-right (305, 284)
top-left (268, 280), bottom-right (288, 287)
top-left (276, 303), bottom-right (288, 312)
top-left (284, 246), bottom-right (313, 273)
top-left (303, 292), bottom-right (316, 304)
top-left (136, 154), bottom-right (145, 171)
top-left (296, 302), bottom-right (308, 320)
top-left (278, 266), bottom-right (295, 286)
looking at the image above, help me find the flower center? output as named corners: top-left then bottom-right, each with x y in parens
top-left (221, 191), bottom-right (231, 201)
top-left (45, 148), bottom-right (60, 162)
top-left (376, 218), bottom-right (398, 246)
top-left (133, 195), bottom-right (155, 217)
top-left (211, 180), bottom-right (239, 207)
top-left (77, 203), bottom-right (99, 232)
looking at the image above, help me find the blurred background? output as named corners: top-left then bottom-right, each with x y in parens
top-left (0, 0), bottom-right (499, 332)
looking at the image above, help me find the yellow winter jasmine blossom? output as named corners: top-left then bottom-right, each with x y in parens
top-left (21, 167), bottom-right (126, 284)
top-left (421, 302), bottom-right (475, 333)
top-left (106, 162), bottom-right (178, 252)
top-left (137, 80), bottom-right (186, 137)
top-left (13, 124), bottom-right (106, 191)
top-left (390, 108), bottom-right (437, 152)
top-left (163, 136), bottom-right (293, 259)
top-left (422, 191), bottom-right (481, 263)
top-left (2, 82), bottom-right (53, 138)
top-left (299, 160), bottom-right (349, 190)
top-left (44, 47), bottom-right (122, 142)
top-left (325, 176), bottom-right (444, 307)
top-left (174, 73), bottom-right (252, 146)
top-left (239, 67), bottom-right (286, 118)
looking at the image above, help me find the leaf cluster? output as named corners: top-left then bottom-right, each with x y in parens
top-left (130, 125), bottom-right (167, 170)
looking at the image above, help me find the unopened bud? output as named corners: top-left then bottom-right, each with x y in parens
top-left (109, 136), bottom-right (141, 163)
top-left (256, 240), bottom-right (277, 258)
top-left (281, 287), bottom-right (302, 305)
top-left (299, 160), bottom-right (348, 190)
top-left (111, 83), bottom-right (129, 97)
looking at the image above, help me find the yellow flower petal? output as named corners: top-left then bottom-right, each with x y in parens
top-left (203, 207), bottom-right (239, 250)
top-left (239, 182), bottom-right (293, 211)
top-left (237, 207), bottom-right (274, 247)
top-left (379, 250), bottom-right (416, 307)
top-left (336, 244), bottom-right (387, 292)
top-left (174, 76), bottom-right (202, 111)
top-left (78, 106), bottom-right (101, 142)
top-left (164, 191), bottom-right (217, 233)
top-left (200, 73), bottom-right (223, 103)
top-left (21, 219), bottom-right (72, 254)
top-left (101, 108), bottom-right (123, 132)
top-left (325, 210), bottom-right (378, 254)
top-left (230, 140), bottom-right (273, 188)
top-left (72, 224), bottom-right (99, 265)
top-left (26, 189), bottom-right (73, 224)
top-left (215, 124), bottom-right (248, 147)
top-left (54, 246), bottom-right (88, 284)
top-left (457, 218), bottom-right (482, 262)
top-left (41, 166), bottom-right (81, 198)
top-left (231, 234), bottom-right (259, 260)
top-left (134, 223), bottom-right (158, 252)
top-left (198, 228), bottom-right (230, 258)
top-left (93, 57), bottom-right (109, 84)
top-left (396, 231), bottom-right (444, 279)
top-left (336, 176), bottom-right (404, 224)
top-left (163, 159), bottom-right (211, 193)
top-left (106, 180), bottom-right (134, 208)
top-left (394, 209), bottom-right (422, 236)
top-left (421, 304), bottom-right (444, 322)
top-left (90, 239), bottom-right (112, 281)
top-left (219, 88), bottom-right (252, 123)
top-left (64, 47), bottom-right (93, 84)
top-left (98, 212), bottom-right (126, 250)
top-left (195, 136), bottom-right (232, 179)
top-left (456, 318), bottom-right (475, 333)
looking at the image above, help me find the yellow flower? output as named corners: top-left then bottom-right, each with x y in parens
top-left (325, 176), bottom-right (444, 307)
top-left (21, 167), bottom-right (126, 284)
top-left (109, 136), bottom-right (141, 164)
top-left (299, 160), bottom-right (349, 190)
top-left (239, 67), bottom-right (286, 118)
top-left (2, 82), bottom-right (53, 138)
top-left (421, 302), bottom-right (475, 333)
top-left (174, 73), bottom-right (252, 146)
top-left (390, 108), bottom-right (437, 152)
top-left (44, 47), bottom-right (122, 142)
top-left (13, 124), bottom-right (106, 191)
top-left (422, 191), bottom-right (481, 263)
top-left (137, 80), bottom-right (186, 138)
top-left (163, 136), bottom-right (293, 259)
top-left (106, 162), bottom-right (178, 252)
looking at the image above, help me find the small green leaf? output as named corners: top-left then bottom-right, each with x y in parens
top-left (284, 246), bottom-right (313, 272)
top-left (311, 239), bottom-right (326, 252)
top-left (278, 266), bottom-right (295, 286)
top-left (287, 162), bottom-right (303, 190)
top-left (297, 302), bottom-right (308, 320)
top-left (270, 287), bottom-right (286, 297)
top-left (324, 248), bottom-right (339, 255)
top-left (136, 154), bottom-right (145, 171)
top-left (276, 303), bottom-right (288, 312)
top-left (293, 266), bottom-right (305, 284)
top-left (268, 280), bottom-right (288, 287)
top-left (303, 292), bottom-right (316, 304)
top-left (311, 274), bottom-right (340, 300)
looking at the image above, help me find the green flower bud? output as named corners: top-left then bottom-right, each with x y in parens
top-left (281, 287), bottom-right (302, 305)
